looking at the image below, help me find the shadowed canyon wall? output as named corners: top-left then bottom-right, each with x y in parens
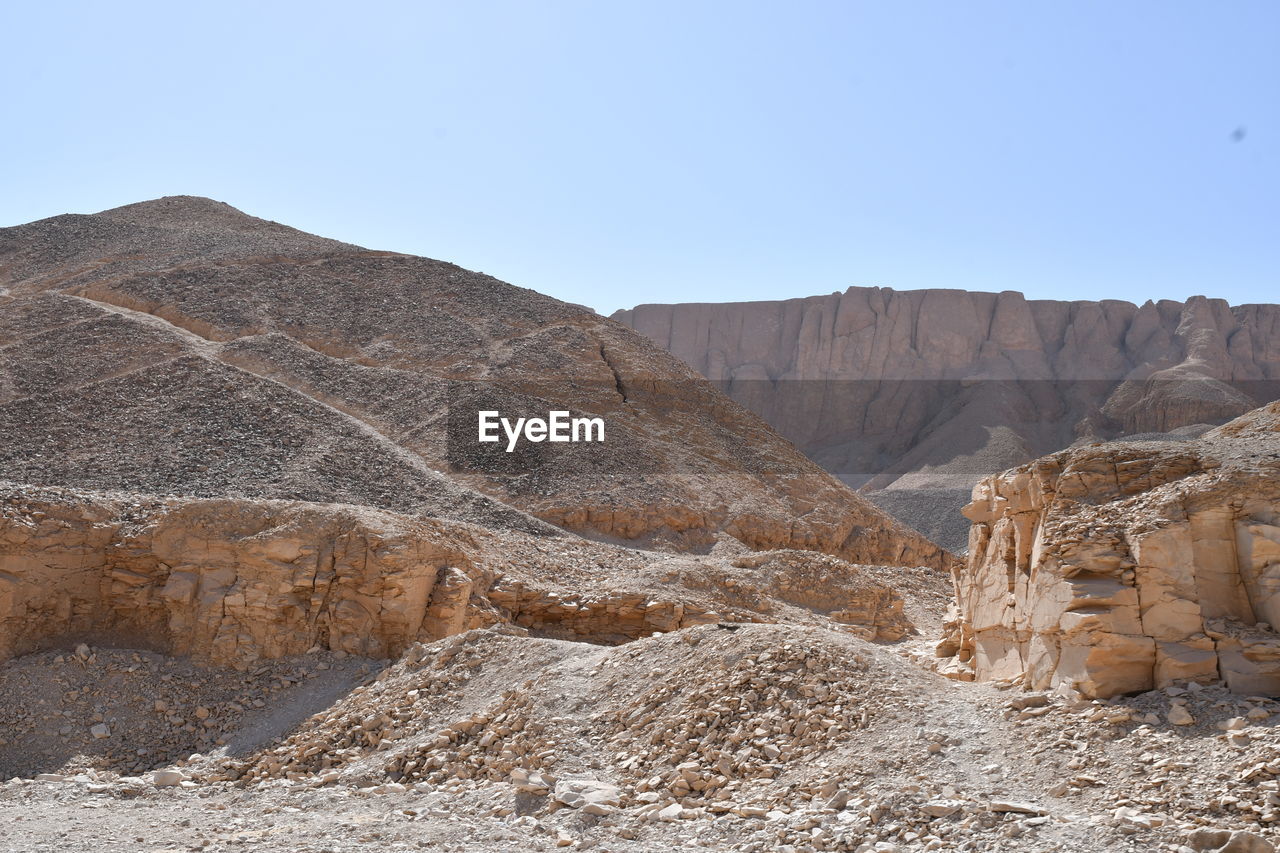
top-left (614, 289), bottom-right (1280, 550)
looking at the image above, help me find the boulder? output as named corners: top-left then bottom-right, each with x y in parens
top-left (554, 778), bottom-right (621, 811)
top-left (151, 770), bottom-right (186, 788)
top-left (1187, 828), bottom-right (1275, 853)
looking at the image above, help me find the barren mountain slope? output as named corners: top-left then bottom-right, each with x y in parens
top-left (614, 290), bottom-right (1280, 551)
top-left (0, 197), bottom-right (948, 568)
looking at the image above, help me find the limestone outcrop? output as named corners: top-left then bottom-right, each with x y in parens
top-left (0, 482), bottom-right (915, 668)
top-left (614, 289), bottom-right (1280, 550)
top-left (0, 486), bottom-right (488, 666)
top-left (942, 401), bottom-right (1280, 697)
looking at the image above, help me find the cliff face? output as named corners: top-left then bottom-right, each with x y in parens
top-left (613, 289), bottom-right (1280, 550)
top-left (942, 402), bottom-right (1280, 698)
top-left (0, 483), bottom-right (917, 668)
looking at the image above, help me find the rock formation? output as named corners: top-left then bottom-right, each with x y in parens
top-left (0, 480), bottom-right (918, 669)
top-left (943, 401), bottom-right (1280, 697)
top-left (0, 196), bottom-right (949, 569)
top-left (613, 289), bottom-right (1280, 550)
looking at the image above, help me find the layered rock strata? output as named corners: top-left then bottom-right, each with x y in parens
top-left (0, 483), bottom-right (916, 668)
top-left (614, 289), bottom-right (1280, 549)
top-left (943, 402), bottom-right (1280, 697)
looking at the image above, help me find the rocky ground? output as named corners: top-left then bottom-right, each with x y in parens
top-left (3, 615), bottom-right (1278, 852)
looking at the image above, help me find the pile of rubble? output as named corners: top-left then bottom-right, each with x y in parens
top-left (0, 644), bottom-right (369, 779)
top-left (189, 624), bottom-right (892, 798)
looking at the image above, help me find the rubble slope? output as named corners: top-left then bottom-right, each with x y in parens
top-left (0, 196), bottom-right (948, 567)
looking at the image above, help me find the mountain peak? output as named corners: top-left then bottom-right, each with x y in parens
top-left (94, 196), bottom-right (272, 231)
top-left (77, 195), bottom-right (362, 253)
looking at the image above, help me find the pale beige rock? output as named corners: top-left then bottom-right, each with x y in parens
top-left (988, 800), bottom-right (1048, 815)
top-left (151, 769), bottom-right (185, 787)
top-left (0, 493), bottom-right (474, 667)
top-left (554, 779), bottom-right (621, 809)
top-left (1187, 828), bottom-right (1276, 853)
top-left (921, 799), bottom-right (963, 818)
top-left (0, 484), bottom-right (917, 667)
top-left (945, 402), bottom-right (1280, 698)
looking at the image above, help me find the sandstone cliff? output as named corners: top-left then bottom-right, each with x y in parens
top-left (942, 401), bottom-right (1280, 697)
top-left (613, 289), bottom-right (1280, 550)
top-left (0, 197), bottom-right (948, 569)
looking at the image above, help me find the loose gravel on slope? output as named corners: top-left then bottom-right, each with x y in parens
top-left (4, 624), bottom-right (1278, 852)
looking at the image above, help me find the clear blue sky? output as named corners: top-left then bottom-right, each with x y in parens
top-left (3, 1), bottom-right (1276, 314)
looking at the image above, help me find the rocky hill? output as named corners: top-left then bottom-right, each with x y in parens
top-left (0, 196), bottom-right (947, 569)
top-left (614, 289), bottom-right (1280, 551)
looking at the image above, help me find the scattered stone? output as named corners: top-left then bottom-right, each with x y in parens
top-left (554, 779), bottom-right (620, 810)
top-left (989, 800), bottom-right (1048, 815)
top-left (151, 770), bottom-right (185, 788)
top-left (922, 799), bottom-right (964, 818)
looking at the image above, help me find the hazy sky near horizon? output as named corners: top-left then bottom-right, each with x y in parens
top-left (3, 1), bottom-right (1276, 315)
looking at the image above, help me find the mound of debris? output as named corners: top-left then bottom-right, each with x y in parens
top-left (207, 625), bottom-right (898, 797)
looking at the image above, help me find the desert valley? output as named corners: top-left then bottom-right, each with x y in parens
top-left (1, 197), bottom-right (1279, 853)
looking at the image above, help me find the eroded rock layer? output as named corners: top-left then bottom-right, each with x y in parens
top-left (943, 401), bottom-right (1280, 697)
top-left (0, 483), bottom-right (916, 668)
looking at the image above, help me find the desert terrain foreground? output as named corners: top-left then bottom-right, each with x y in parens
top-left (1, 198), bottom-right (1278, 853)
